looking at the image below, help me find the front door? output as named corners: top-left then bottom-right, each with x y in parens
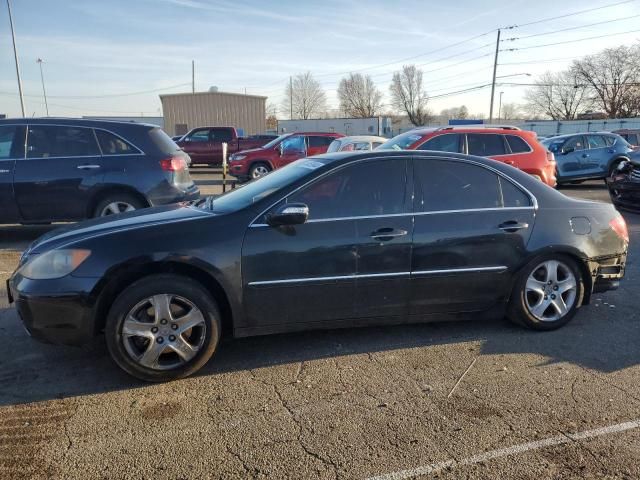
top-left (557, 135), bottom-right (587, 179)
top-left (0, 125), bottom-right (24, 223)
top-left (14, 124), bottom-right (103, 222)
top-left (410, 157), bottom-right (535, 315)
top-left (276, 135), bottom-right (307, 168)
top-left (181, 128), bottom-right (214, 164)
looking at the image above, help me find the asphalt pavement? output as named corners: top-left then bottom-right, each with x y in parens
top-left (0, 173), bottom-right (639, 479)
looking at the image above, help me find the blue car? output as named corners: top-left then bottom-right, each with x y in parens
top-left (541, 133), bottom-right (633, 183)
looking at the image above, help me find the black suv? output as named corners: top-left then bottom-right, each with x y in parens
top-left (0, 118), bottom-right (199, 224)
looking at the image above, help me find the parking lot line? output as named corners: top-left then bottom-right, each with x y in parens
top-left (367, 419), bottom-right (640, 480)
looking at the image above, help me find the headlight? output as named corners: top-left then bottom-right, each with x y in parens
top-left (19, 249), bottom-right (91, 280)
top-left (230, 155), bottom-right (246, 162)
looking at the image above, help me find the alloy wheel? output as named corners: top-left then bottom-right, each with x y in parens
top-left (101, 201), bottom-right (136, 216)
top-left (524, 260), bottom-right (577, 322)
top-left (121, 294), bottom-right (207, 370)
top-left (251, 165), bottom-right (270, 178)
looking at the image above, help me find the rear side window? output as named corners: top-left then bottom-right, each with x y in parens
top-left (0, 125), bottom-right (24, 159)
top-left (417, 133), bottom-right (461, 152)
top-left (308, 136), bottom-right (334, 148)
top-left (505, 135), bottom-right (531, 153)
top-left (499, 177), bottom-right (531, 207)
top-left (27, 125), bottom-right (100, 158)
top-left (414, 160), bottom-right (501, 212)
top-left (95, 129), bottom-right (138, 155)
top-left (467, 134), bottom-right (507, 156)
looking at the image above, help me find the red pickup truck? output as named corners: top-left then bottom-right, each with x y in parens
top-left (176, 127), bottom-right (274, 166)
top-left (228, 132), bottom-right (343, 181)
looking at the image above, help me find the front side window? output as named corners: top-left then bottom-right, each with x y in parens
top-left (281, 135), bottom-right (306, 153)
top-left (414, 159), bottom-right (502, 212)
top-left (27, 125), bottom-right (100, 158)
top-left (95, 129), bottom-right (138, 155)
top-left (466, 133), bottom-right (507, 156)
top-left (587, 135), bottom-right (607, 149)
top-left (187, 129), bottom-right (211, 142)
top-left (288, 158), bottom-right (407, 220)
top-left (417, 133), bottom-right (461, 153)
top-left (0, 125), bottom-right (23, 159)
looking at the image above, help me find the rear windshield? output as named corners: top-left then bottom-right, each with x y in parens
top-left (149, 128), bottom-right (181, 154)
top-left (378, 132), bottom-right (424, 151)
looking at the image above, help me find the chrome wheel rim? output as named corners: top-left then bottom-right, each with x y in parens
top-left (121, 294), bottom-right (206, 371)
top-left (251, 165), bottom-right (269, 178)
top-left (525, 260), bottom-right (577, 322)
top-left (101, 201), bottom-right (135, 216)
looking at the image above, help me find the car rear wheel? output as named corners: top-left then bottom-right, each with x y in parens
top-left (507, 255), bottom-right (584, 330)
top-left (94, 193), bottom-right (145, 218)
top-left (105, 274), bottom-right (221, 382)
top-left (249, 162), bottom-right (271, 180)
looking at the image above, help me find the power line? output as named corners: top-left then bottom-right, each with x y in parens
top-left (0, 82), bottom-right (191, 100)
top-left (501, 27), bottom-right (640, 51)
top-left (498, 55), bottom-right (583, 65)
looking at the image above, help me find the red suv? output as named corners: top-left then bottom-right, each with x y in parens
top-left (379, 126), bottom-right (557, 187)
top-left (229, 132), bottom-right (343, 181)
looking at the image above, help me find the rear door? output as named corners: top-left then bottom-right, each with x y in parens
top-left (465, 133), bottom-right (513, 164)
top-left (585, 134), bottom-right (611, 176)
top-left (0, 125), bottom-right (24, 223)
top-left (14, 124), bottom-right (103, 222)
top-left (410, 157), bottom-right (535, 315)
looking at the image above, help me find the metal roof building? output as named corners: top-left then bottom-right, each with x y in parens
top-left (160, 91), bottom-right (266, 137)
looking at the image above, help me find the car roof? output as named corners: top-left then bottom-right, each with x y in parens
top-left (408, 125), bottom-right (523, 135)
top-left (545, 132), bottom-right (618, 140)
top-left (333, 135), bottom-right (388, 142)
top-left (0, 117), bottom-right (158, 129)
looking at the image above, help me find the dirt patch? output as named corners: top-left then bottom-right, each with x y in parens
top-left (140, 401), bottom-right (183, 421)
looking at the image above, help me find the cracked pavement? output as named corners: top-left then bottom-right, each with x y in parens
top-left (0, 175), bottom-right (639, 479)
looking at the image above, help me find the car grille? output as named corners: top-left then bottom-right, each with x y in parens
top-left (630, 169), bottom-right (640, 181)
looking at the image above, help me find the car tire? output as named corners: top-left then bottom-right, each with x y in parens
top-left (608, 160), bottom-right (624, 178)
top-left (105, 274), bottom-right (221, 382)
top-left (249, 162), bottom-right (271, 180)
top-left (94, 193), bottom-right (146, 218)
top-left (507, 254), bottom-right (585, 331)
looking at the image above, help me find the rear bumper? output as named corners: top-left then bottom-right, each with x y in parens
top-left (149, 183), bottom-right (200, 206)
top-left (588, 254), bottom-right (626, 296)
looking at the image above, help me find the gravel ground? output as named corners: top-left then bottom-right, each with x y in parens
top-left (0, 174), bottom-right (639, 480)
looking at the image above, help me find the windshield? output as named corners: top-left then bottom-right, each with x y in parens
top-left (202, 158), bottom-right (326, 214)
top-left (326, 139), bottom-right (341, 153)
top-left (262, 133), bottom-right (292, 150)
top-left (377, 132), bottom-right (425, 151)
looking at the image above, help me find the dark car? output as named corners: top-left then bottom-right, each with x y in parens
top-left (607, 160), bottom-right (640, 211)
top-left (0, 118), bottom-right (199, 224)
top-left (612, 129), bottom-right (640, 149)
top-left (8, 151), bottom-right (628, 381)
top-left (176, 127), bottom-right (271, 166)
top-left (541, 132), bottom-right (634, 183)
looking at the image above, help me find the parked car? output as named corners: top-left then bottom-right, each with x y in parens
top-left (327, 135), bottom-right (388, 153)
top-left (8, 150), bottom-right (627, 381)
top-left (378, 125), bottom-right (557, 187)
top-left (612, 129), bottom-right (640, 149)
top-left (606, 160), bottom-right (640, 211)
top-left (176, 127), bottom-right (271, 166)
top-left (541, 133), bottom-right (634, 183)
top-left (0, 118), bottom-right (199, 224)
top-left (228, 132), bottom-right (343, 181)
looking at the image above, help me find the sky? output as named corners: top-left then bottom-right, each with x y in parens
top-left (1, 0), bottom-right (639, 120)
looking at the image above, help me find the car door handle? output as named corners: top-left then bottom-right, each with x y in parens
top-left (77, 164), bottom-right (101, 170)
top-left (0, 169), bottom-right (10, 174)
top-left (582, 154), bottom-right (589, 158)
top-left (370, 228), bottom-right (408, 241)
top-left (498, 221), bottom-right (529, 232)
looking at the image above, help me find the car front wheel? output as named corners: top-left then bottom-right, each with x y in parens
top-left (508, 255), bottom-right (584, 330)
top-left (249, 162), bottom-right (271, 179)
top-left (105, 274), bottom-right (221, 382)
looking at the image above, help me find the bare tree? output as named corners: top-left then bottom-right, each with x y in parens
top-left (389, 65), bottom-right (433, 126)
top-left (440, 105), bottom-right (469, 120)
top-left (573, 45), bottom-right (640, 118)
top-left (265, 102), bottom-right (278, 130)
top-left (524, 70), bottom-right (591, 120)
top-left (337, 73), bottom-right (382, 118)
top-left (282, 72), bottom-right (327, 120)
top-left (499, 102), bottom-right (524, 120)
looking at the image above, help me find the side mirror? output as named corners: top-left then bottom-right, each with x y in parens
top-left (266, 203), bottom-right (309, 227)
top-left (182, 137), bottom-right (191, 143)
top-left (278, 143), bottom-right (284, 156)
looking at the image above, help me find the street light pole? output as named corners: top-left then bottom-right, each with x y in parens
top-left (6, 0), bottom-right (25, 117)
top-left (37, 58), bottom-right (49, 116)
top-left (498, 91), bottom-right (504, 121)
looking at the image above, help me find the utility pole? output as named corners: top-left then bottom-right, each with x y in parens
top-left (191, 60), bottom-right (195, 93)
top-left (37, 58), bottom-right (49, 116)
top-left (498, 91), bottom-right (504, 120)
top-left (488, 29), bottom-right (501, 123)
top-left (289, 76), bottom-right (293, 120)
top-left (6, 0), bottom-right (25, 117)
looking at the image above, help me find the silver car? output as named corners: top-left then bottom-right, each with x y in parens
top-left (327, 135), bottom-right (388, 153)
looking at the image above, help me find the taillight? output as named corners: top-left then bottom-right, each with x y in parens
top-left (609, 215), bottom-right (629, 243)
top-left (160, 156), bottom-right (187, 171)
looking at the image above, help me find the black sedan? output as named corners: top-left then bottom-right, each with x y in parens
top-left (7, 151), bottom-right (628, 381)
top-left (607, 160), bottom-right (640, 211)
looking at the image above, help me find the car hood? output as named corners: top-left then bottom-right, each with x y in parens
top-left (234, 147), bottom-right (268, 157)
top-left (27, 204), bottom-right (213, 254)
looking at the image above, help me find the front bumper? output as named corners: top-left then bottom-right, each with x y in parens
top-left (7, 273), bottom-right (99, 346)
top-left (606, 176), bottom-right (640, 211)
